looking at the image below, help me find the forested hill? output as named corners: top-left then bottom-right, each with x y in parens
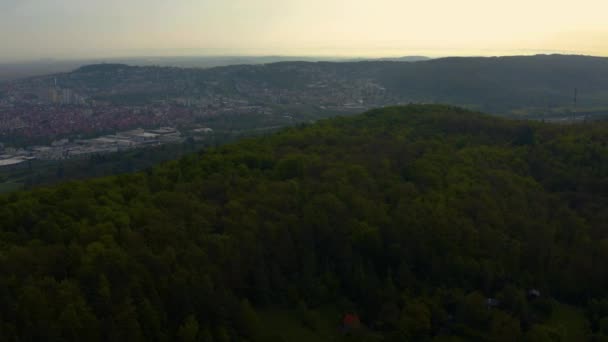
top-left (1, 105), bottom-right (608, 341)
top-left (27, 54), bottom-right (608, 117)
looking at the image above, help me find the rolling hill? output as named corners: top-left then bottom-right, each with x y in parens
top-left (0, 105), bottom-right (607, 341)
top-left (17, 54), bottom-right (608, 118)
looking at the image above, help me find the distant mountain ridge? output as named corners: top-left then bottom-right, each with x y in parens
top-left (0, 55), bottom-right (431, 82)
top-left (346, 55), bottom-right (431, 62)
top-left (52, 54), bottom-right (608, 117)
top-left (378, 55), bottom-right (430, 62)
top-left (74, 64), bottom-right (132, 73)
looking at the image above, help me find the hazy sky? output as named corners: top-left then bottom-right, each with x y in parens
top-left (1, 0), bottom-right (608, 61)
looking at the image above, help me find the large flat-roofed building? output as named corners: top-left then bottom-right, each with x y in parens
top-left (0, 157), bottom-right (26, 167)
top-left (149, 127), bottom-right (177, 135)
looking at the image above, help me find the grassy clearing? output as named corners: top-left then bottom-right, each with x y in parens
top-left (0, 181), bottom-right (23, 193)
top-left (258, 307), bottom-right (342, 342)
top-left (545, 303), bottom-right (590, 341)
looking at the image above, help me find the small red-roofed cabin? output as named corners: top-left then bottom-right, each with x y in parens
top-left (342, 313), bottom-right (361, 331)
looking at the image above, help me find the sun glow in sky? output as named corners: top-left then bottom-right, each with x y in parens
top-left (1, 0), bottom-right (607, 61)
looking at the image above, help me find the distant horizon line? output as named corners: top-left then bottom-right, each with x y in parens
top-left (1, 52), bottom-right (607, 65)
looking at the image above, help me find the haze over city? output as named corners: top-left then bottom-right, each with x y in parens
top-left (1, 0), bottom-right (608, 62)
top-left (4, 0), bottom-right (608, 340)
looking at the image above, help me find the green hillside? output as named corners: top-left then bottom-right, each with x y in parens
top-left (0, 105), bottom-right (607, 341)
top-left (41, 54), bottom-right (608, 117)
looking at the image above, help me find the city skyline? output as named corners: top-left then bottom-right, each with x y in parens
top-left (1, 0), bottom-right (608, 62)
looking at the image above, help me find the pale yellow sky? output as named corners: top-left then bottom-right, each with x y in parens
top-left (1, 0), bottom-right (607, 61)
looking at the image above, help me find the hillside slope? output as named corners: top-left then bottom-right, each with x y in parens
top-left (19, 54), bottom-right (608, 116)
top-left (0, 105), bottom-right (607, 341)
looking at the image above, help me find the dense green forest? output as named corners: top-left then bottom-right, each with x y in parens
top-left (0, 105), bottom-right (607, 341)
